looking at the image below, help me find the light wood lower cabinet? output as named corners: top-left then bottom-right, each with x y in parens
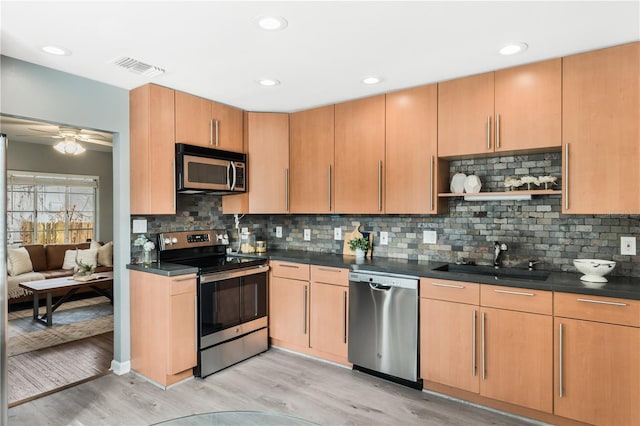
top-left (130, 270), bottom-right (197, 387)
top-left (554, 293), bottom-right (640, 426)
top-left (269, 262), bottom-right (350, 365)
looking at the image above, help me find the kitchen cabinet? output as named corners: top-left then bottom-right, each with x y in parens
top-left (289, 105), bottom-right (335, 213)
top-left (129, 83), bottom-right (176, 215)
top-left (553, 292), bottom-right (640, 426)
top-left (175, 90), bottom-right (244, 152)
top-left (269, 261), bottom-right (310, 351)
top-left (130, 270), bottom-right (197, 387)
top-left (223, 112), bottom-right (289, 214)
top-left (420, 278), bottom-right (480, 393)
top-left (421, 280), bottom-right (552, 413)
top-left (386, 85), bottom-right (447, 214)
top-left (334, 94), bottom-right (386, 213)
top-left (438, 59), bottom-right (561, 157)
top-left (309, 265), bottom-right (349, 363)
top-left (562, 42), bottom-right (639, 214)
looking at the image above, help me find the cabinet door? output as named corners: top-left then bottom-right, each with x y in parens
top-left (563, 42), bottom-right (640, 214)
top-left (175, 91), bottom-right (212, 147)
top-left (309, 282), bottom-right (348, 360)
top-left (335, 95), bottom-right (386, 213)
top-left (438, 72), bottom-right (494, 157)
top-left (247, 112), bottom-right (290, 213)
top-left (386, 85), bottom-right (440, 214)
top-left (211, 101), bottom-right (244, 152)
top-left (494, 59), bottom-right (561, 152)
top-left (421, 298), bottom-right (479, 393)
top-left (269, 276), bottom-right (309, 348)
top-left (480, 307), bottom-right (552, 413)
top-left (290, 105), bottom-right (335, 213)
top-left (554, 318), bottom-right (640, 426)
top-left (169, 290), bottom-right (197, 374)
top-left (130, 84), bottom-right (176, 215)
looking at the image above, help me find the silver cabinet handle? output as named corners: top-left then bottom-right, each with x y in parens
top-left (342, 290), bottom-right (347, 344)
top-left (495, 114), bottom-right (500, 149)
top-left (328, 164), bottom-right (332, 211)
top-left (378, 160), bottom-right (383, 212)
top-left (214, 119), bottom-right (219, 147)
top-left (472, 310), bottom-right (477, 377)
top-left (577, 298), bottom-right (627, 307)
top-left (209, 119), bottom-right (213, 146)
top-left (486, 115), bottom-right (491, 150)
top-left (429, 155), bottom-right (434, 211)
top-left (278, 264), bottom-right (300, 269)
top-left (302, 285), bottom-right (308, 335)
top-left (494, 289), bottom-right (535, 297)
top-left (481, 311), bottom-right (486, 380)
top-left (559, 322), bottom-right (564, 398)
top-left (564, 143), bottom-right (569, 210)
top-left (285, 168), bottom-right (289, 211)
top-left (254, 284), bottom-right (258, 317)
top-left (431, 282), bottom-right (465, 289)
top-left (172, 275), bottom-right (196, 282)
top-left (317, 267), bottom-right (341, 273)
top-left (194, 295), bottom-right (198, 351)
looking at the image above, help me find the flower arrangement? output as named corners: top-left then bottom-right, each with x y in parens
top-left (134, 235), bottom-right (155, 252)
top-left (538, 175), bottom-right (558, 190)
top-left (503, 176), bottom-right (522, 191)
top-left (520, 176), bottom-right (540, 190)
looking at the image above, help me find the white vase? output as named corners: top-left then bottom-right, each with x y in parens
top-left (355, 248), bottom-right (366, 259)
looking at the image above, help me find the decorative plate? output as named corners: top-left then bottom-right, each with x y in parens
top-left (450, 173), bottom-right (467, 194)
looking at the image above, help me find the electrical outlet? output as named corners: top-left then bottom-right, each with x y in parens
top-left (275, 226), bottom-right (283, 238)
top-left (334, 227), bottom-right (342, 240)
top-left (241, 227), bottom-right (248, 234)
top-left (132, 219), bottom-right (147, 234)
top-left (621, 236), bottom-right (636, 256)
top-left (304, 229), bottom-right (311, 241)
top-left (423, 230), bottom-right (437, 244)
top-left (380, 231), bottom-right (389, 245)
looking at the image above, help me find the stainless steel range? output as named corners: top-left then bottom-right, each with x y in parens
top-left (158, 230), bottom-right (269, 378)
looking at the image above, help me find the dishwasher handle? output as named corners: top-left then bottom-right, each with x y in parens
top-left (369, 282), bottom-right (392, 291)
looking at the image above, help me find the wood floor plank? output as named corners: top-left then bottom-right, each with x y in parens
top-left (8, 348), bottom-right (542, 426)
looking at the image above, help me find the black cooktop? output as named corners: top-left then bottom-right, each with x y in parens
top-left (175, 255), bottom-right (267, 274)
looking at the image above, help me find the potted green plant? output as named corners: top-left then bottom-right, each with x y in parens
top-left (348, 237), bottom-right (370, 259)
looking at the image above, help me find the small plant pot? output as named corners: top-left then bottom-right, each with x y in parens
top-left (355, 248), bottom-right (366, 259)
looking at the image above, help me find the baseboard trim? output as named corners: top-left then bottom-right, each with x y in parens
top-left (110, 359), bottom-right (130, 375)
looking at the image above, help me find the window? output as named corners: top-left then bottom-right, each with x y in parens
top-left (7, 171), bottom-right (99, 245)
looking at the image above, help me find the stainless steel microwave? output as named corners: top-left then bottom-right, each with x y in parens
top-left (176, 143), bottom-right (246, 194)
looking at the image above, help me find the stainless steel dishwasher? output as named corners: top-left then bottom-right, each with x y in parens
top-left (348, 270), bottom-right (421, 388)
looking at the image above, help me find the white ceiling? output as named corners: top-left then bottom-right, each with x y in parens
top-left (1, 1), bottom-right (639, 114)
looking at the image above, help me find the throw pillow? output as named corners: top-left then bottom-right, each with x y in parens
top-left (62, 248), bottom-right (98, 270)
top-left (90, 240), bottom-right (102, 251)
top-left (7, 247), bottom-right (34, 276)
top-left (98, 241), bottom-right (113, 267)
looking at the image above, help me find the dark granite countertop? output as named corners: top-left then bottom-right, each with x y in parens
top-left (127, 249), bottom-right (639, 300)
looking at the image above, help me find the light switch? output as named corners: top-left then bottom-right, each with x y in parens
top-left (380, 231), bottom-right (389, 245)
top-left (334, 228), bottom-right (342, 240)
top-left (423, 230), bottom-right (437, 244)
top-left (304, 229), bottom-right (311, 241)
top-left (621, 236), bottom-right (636, 256)
top-left (275, 226), bottom-right (283, 238)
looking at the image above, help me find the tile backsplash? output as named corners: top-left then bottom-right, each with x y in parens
top-left (133, 153), bottom-right (640, 277)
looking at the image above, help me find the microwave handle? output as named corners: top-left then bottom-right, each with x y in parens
top-left (229, 161), bottom-right (237, 191)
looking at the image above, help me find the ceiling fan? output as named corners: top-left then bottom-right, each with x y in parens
top-left (21, 124), bottom-right (112, 155)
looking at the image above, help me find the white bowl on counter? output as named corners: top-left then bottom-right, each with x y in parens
top-left (573, 259), bottom-right (616, 283)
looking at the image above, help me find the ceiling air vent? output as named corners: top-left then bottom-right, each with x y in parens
top-left (111, 57), bottom-right (165, 78)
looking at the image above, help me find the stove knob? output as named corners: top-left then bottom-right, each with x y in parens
top-left (163, 238), bottom-right (172, 245)
top-left (171, 238), bottom-right (178, 244)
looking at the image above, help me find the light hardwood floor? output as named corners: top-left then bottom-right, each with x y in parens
top-left (8, 348), bottom-right (543, 425)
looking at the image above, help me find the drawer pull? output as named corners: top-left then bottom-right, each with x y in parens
top-left (278, 264), bottom-right (300, 269)
top-left (172, 275), bottom-right (196, 282)
top-left (494, 289), bottom-right (534, 297)
top-left (431, 282), bottom-right (465, 289)
top-left (577, 298), bottom-right (627, 307)
top-left (318, 267), bottom-right (341, 273)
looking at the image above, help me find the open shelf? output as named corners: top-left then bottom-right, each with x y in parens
top-left (438, 189), bottom-right (562, 200)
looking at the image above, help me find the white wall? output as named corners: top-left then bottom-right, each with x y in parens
top-left (0, 55), bottom-right (131, 371)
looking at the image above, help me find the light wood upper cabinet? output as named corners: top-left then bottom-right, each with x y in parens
top-left (562, 42), bottom-right (640, 214)
top-left (290, 105), bottom-right (335, 213)
top-left (386, 85), bottom-right (445, 214)
top-left (175, 90), bottom-right (244, 152)
top-left (223, 112), bottom-right (289, 214)
top-left (334, 94), bottom-right (386, 213)
top-left (554, 293), bottom-right (640, 426)
top-left (130, 84), bottom-right (176, 215)
top-left (130, 270), bottom-right (197, 387)
top-left (438, 59), bottom-right (561, 157)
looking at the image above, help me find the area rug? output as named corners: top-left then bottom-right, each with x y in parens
top-left (8, 297), bottom-right (113, 357)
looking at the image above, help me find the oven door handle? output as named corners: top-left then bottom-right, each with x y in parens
top-left (199, 265), bottom-right (269, 283)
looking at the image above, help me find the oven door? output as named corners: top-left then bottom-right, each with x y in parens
top-left (199, 265), bottom-right (268, 349)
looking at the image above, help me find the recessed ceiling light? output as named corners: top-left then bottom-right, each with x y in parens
top-left (41, 45), bottom-right (72, 56)
top-left (256, 15), bottom-right (288, 31)
top-left (499, 42), bottom-right (528, 56)
top-left (258, 79), bottom-right (280, 87)
top-left (362, 76), bottom-right (382, 85)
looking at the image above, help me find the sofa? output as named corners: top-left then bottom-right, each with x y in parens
top-left (7, 241), bottom-right (113, 304)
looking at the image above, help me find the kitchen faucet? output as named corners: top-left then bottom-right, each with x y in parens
top-left (493, 241), bottom-right (508, 268)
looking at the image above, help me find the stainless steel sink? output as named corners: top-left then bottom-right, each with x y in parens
top-left (434, 263), bottom-right (549, 281)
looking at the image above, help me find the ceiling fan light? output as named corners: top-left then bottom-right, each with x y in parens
top-left (53, 138), bottom-right (85, 155)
